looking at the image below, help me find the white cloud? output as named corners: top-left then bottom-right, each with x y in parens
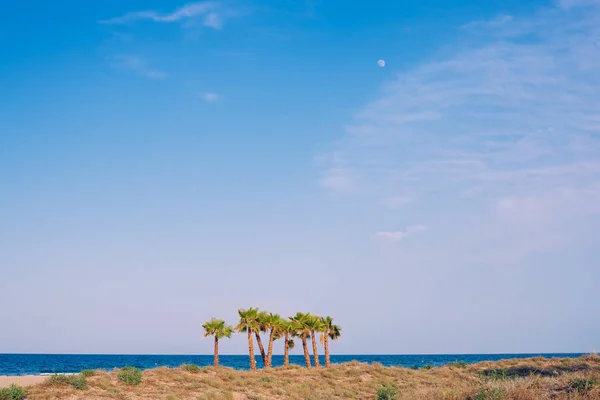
top-left (108, 55), bottom-right (167, 79)
top-left (461, 14), bottom-right (514, 30)
top-left (376, 225), bottom-right (428, 242)
top-left (496, 184), bottom-right (600, 222)
top-left (318, 152), bottom-right (357, 195)
top-left (321, 167), bottom-right (355, 193)
top-left (201, 92), bottom-right (220, 103)
top-left (556, 0), bottom-right (600, 10)
top-left (100, 2), bottom-right (224, 29)
top-left (375, 232), bottom-right (407, 242)
top-left (202, 12), bottom-right (223, 29)
top-left (323, 4), bottom-right (600, 257)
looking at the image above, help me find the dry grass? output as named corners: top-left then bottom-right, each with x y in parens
top-left (23, 355), bottom-right (600, 399)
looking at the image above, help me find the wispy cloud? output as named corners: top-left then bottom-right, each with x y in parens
top-left (108, 55), bottom-right (167, 79)
top-left (376, 225), bottom-right (428, 242)
top-left (323, 2), bottom-right (600, 256)
top-left (202, 12), bottom-right (223, 29)
top-left (556, 0), bottom-right (600, 10)
top-left (318, 152), bottom-right (358, 195)
top-left (461, 14), bottom-right (514, 30)
top-left (201, 92), bottom-right (220, 103)
top-left (100, 2), bottom-right (224, 29)
top-left (375, 231), bottom-right (407, 242)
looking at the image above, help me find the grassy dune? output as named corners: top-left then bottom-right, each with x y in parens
top-left (23, 355), bottom-right (600, 399)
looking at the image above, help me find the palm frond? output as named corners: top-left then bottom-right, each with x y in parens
top-left (203, 318), bottom-right (233, 339)
top-left (329, 324), bottom-right (342, 340)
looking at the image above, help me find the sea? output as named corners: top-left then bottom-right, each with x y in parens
top-left (0, 353), bottom-right (585, 376)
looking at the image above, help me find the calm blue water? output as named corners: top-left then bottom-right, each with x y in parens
top-left (0, 353), bottom-right (584, 376)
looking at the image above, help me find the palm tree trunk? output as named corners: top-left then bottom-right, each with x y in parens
top-left (284, 333), bottom-right (289, 367)
top-left (266, 329), bottom-right (275, 368)
top-left (310, 330), bottom-right (320, 367)
top-left (301, 333), bottom-right (311, 368)
top-left (247, 329), bottom-right (256, 370)
top-left (214, 336), bottom-right (219, 367)
top-left (324, 334), bottom-right (330, 367)
top-left (255, 332), bottom-right (267, 367)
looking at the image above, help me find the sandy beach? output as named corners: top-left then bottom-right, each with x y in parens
top-left (0, 375), bottom-right (45, 388)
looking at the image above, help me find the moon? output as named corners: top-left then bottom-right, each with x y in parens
top-left (377, 59), bottom-right (386, 68)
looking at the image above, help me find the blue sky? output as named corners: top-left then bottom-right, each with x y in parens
top-left (1, 0), bottom-right (599, 355)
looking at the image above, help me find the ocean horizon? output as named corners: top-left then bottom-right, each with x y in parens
top-left (0, 353), bottom-right (586, 376)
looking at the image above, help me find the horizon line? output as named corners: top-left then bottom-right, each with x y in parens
top-left (0, 352), bottom-right (591, 356)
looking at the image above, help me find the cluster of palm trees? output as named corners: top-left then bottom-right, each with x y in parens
top-left (202, 308), bottom-right (341, 370)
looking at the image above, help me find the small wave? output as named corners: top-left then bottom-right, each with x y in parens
top-left (40, 372), bottom-right (78, 376)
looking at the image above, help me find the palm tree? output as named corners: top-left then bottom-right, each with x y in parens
top-left (305, 315), bottom-right (323, 367)
top-left (290, 312), bottom-right (312, 368)
top-left (264, 313), bottom-right (281, 368)
top-left (202, 318), bottom-right (233, 367)
top-left (235, 308), bottom-right (260, 370)
top-left (320, 316), bottom-right (341, 368)
top-left (281, 319), bottom-right (296, 367)
top-left (255, 311), bottom-right (269, 367)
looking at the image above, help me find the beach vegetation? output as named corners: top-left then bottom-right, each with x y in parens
top-left (449, 360), bottom-right (467, 368)
top-left (376, 383), bottom-right (398, 400)
top-left (235, 308), bottom-right (261, 370)
top-left (280, 320), bottom-right (297, 368)
top-left (181, 363), bottom-right (201, 373)
top-left (305, 314), bottom-right (324, 368)
top-left (568, 376), bottom-right (597, 393)
top-left (210, 308), bottom-right (342, 370)
top-left (479, 369), bottom-right (511, 381)
top-left (202, 318), bottom-right (234, 367)
top-left (262, 312), bottom-right (281, 368)
top-left (45, 374), bottom-right (73, 386)
top-left (470, 387), bottom-right (505, 400)
top-left (43, 374), bottom-right (88, 390)
top-left (289, 312), bottom-right (312, 368)
top-left (70, 375), bottom-right (88, 390)
top-left (117, 366), bottom-right (142, 386)
top-left (0, 385), bottom-right (25, 400)
top-left (80, 369), bottom-right (96, 377)
top-left (320, 316), bottom-right (342, 368)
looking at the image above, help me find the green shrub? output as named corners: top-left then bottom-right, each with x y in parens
top-left (46, 374), bottom-right (73, 386)
top-left (568, 377), bottom-right (597, 393)
top-left (422, 364), bottom-right (433, 370)
top-left (45, 373), bottom-right (89, 390)
top-left (71, 375), bottom-right (88, 390)
top-left (0, 385), bottom-right (25, 400)
top-left (117, 366), bottom-right (142, 386)
top-left (471, 387), bottom-right (505, 400)
top-left (376, 384), bottom-right (398, 400)
top-left (181, 364), bottom-right (201, 373)
top-left (80, 369), bottom-right (96, 377)
top-left (449, 360), bottom-right (467, 368)
top-left (479, 369), bottom-right (512, 381)
top-left (260, 376), bottom-right (271, 383)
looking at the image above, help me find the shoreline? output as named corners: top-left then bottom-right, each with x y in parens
top-left (0, 376), bottom-right (46, 387)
